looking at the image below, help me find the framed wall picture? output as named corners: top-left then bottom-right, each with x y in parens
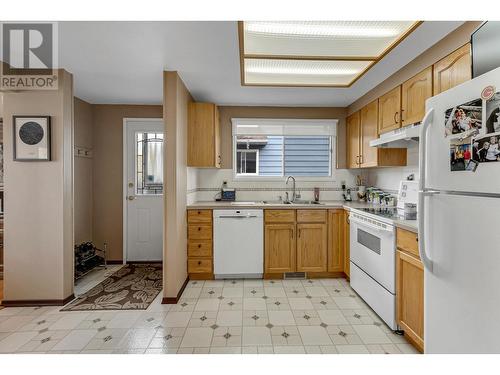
top-left (13, 116), bottom-right (51, 161)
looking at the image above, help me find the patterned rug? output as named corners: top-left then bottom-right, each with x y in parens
top-left (62, 263), bottom-right (162, 311)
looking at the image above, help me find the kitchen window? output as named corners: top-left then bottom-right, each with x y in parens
top-left (232, 118), bottom-right (337, 179)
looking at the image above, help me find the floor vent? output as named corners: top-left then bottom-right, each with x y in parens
top-left (284, 272), bottom-right (306, 280)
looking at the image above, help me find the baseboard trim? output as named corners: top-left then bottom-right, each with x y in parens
top-left (107, 260), bottom-right (124, 265)
top-left (264, 271), bottom-right (347, 280)
top-left (188, 273), bottom-right (214, 280)
top-left (126, 260), bottom-right (162, 265)
top-left (162, 276), bottom-right (189, 304)
top-left (2, 294), bottom-right (75, 307)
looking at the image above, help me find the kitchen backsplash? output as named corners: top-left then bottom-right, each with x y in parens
top-left (189, 167), bottom-right (363, 202)
top-left (187, 143), bottom-right (419, 203)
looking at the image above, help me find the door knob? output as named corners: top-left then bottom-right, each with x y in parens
top-left (127, 196), bottom-right (135, 201)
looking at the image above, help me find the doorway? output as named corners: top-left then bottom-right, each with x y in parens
top-left (123, 118), bottom-right (164, 262)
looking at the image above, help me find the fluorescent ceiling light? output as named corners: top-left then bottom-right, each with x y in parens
top-left (239, 21), bottom-right (420, 87)
top-left (237, 125), bottom-right (259, 128)
top-left (245, 22), bottom-right (402, 38)
top-left (246, 65), bottom-right (360, 76)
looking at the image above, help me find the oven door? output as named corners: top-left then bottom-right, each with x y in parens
top-left (349, 214), bottom-right (396, 293)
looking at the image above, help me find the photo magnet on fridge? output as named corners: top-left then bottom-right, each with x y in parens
top-left (485, 91), bottom-right (500, 134)
top-left (445, 99), bottom-right (482, 137)
top-left (472, 133), bottom-right (500, 163)
top-left (450, 137), bottom-right (473, 172)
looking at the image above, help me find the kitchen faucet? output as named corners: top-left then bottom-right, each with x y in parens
top-left (285, 175), bottom-right (296, 203)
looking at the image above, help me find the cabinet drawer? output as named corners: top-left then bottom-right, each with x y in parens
top-left (188, 258), bottom-right (212, 273)
top-left (396, 227), bottom-right (419, 258)
top-left (188, 225), bottom-right (213, 240)
top-left (297, 209), bottom-right (327, 223)
top-left (188, 241), bottom-right (212, 257)
top-left (188, 209), bottom-right (212, 224)
top-left (265, 209), bottom-right (295, 223)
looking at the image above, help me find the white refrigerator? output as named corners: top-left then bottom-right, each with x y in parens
top-left (419, 66), bottom-right (500, 353)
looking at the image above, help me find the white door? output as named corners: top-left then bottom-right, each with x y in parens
top-left (124, 119), bottom-right (163, 262)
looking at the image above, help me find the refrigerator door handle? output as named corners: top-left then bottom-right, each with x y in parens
top-left (418, 108), bottom-right (434, 192)
top-left (418, 108), bottom-right (435, 272)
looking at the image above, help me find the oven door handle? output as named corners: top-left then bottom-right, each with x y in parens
top-left (349, 215), bottom-right (394, 233)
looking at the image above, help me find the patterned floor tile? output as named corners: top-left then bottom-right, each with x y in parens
top-left (0, 272), bottom-right (420, 355)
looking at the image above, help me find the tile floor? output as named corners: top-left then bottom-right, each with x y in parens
top-left (0, 270), bottom-right (419, 354)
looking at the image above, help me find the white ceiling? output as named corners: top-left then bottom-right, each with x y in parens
top-left (59, 21), bottom-right (464, 107)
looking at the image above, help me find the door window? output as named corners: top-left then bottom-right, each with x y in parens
top-left (136, 132), bottom-right (163, 195)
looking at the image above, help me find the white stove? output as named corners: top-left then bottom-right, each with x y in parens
top-left (349, 207), bottom-right (397, 330)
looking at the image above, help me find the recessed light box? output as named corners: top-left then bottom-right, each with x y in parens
top-left (239, 21), bottom-right (421, 87)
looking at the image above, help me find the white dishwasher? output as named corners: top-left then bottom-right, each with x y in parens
top-left (213, 209), bottom-right (263, 279)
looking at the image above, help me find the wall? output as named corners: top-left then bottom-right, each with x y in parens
top-left (163, 71), bottom-right (192, 301)
top-left (196, 105), bottom-right (360, 202)
top-left (74, 98), bottom-right (93, 244)
top-left (3, 70), bottom-right (74, 302)
top-left (92, 104), bottom-right (162, 262)
top-left (349, 21), bottom-right (481, 192)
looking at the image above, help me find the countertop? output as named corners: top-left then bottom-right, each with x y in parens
top-left (187, 200), bottom-right (418, 233)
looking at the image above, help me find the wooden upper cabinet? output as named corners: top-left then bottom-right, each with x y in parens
top-left (360, 99), bottom-right (379, 168)
top-left (401, 67), bottom-right (433, 126)
top-left (433, 43), bottom-right (471, 95)
top-left (327, 209), bottom-right (344, 273)
top-left (188, 102), bottom-right (221, 168)
top-left (378, 86), bottom-right (402, 134)
top-left (265, 223), bottom-right (296, 273)
top-left (346, 111), bottom-right (361, 169)
top-left (346, 106), bottom-right (407, 169)
top-left (296, 223), bottom-right (327, 272)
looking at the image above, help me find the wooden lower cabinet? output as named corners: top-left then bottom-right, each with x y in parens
top-left (396, 244), bottom-right (424, 352)
top-left (343, 210), bottom-right (350, 278)
top-left (264, 223), bottom-right (296, 273)
top-left (327, 209), bottom-right (344, 272)
top-left (296, 223), bottom-right (327, 272)
top-left (264, 208), bottom-right (347, 277)
top-left (187, 209), bottom-right (214, 278)
top-left (188, 208), bottom-right (350, 280)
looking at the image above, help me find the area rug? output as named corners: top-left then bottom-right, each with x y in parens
top-left (61, 263), bottom-right (162, 311)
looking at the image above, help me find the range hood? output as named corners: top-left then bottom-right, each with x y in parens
top-left (370, 123), bottom-right (421, 148)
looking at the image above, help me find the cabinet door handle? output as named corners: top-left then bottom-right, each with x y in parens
top-left (198, 244), bottom-right (202, 248)
top-left (298, 229), bottom-right (301, 238)
top-left (198, 261), bottom-right (202, 265)
top-left (401, 109), bottom-right (405, 123)
top-left (394, 111), bottom-right (399, 124)
top-left (198, 227), bottom-right (201, 231)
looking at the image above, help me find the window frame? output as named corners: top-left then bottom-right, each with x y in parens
top-left (235, 148), bottom-right (260, 177)
top-left (232, 134), bottom-right (335, 182)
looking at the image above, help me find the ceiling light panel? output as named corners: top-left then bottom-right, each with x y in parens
top-left (244, 59), bottom-right (372, 86)
top-left (243, 21), bottom-right (417, 57)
